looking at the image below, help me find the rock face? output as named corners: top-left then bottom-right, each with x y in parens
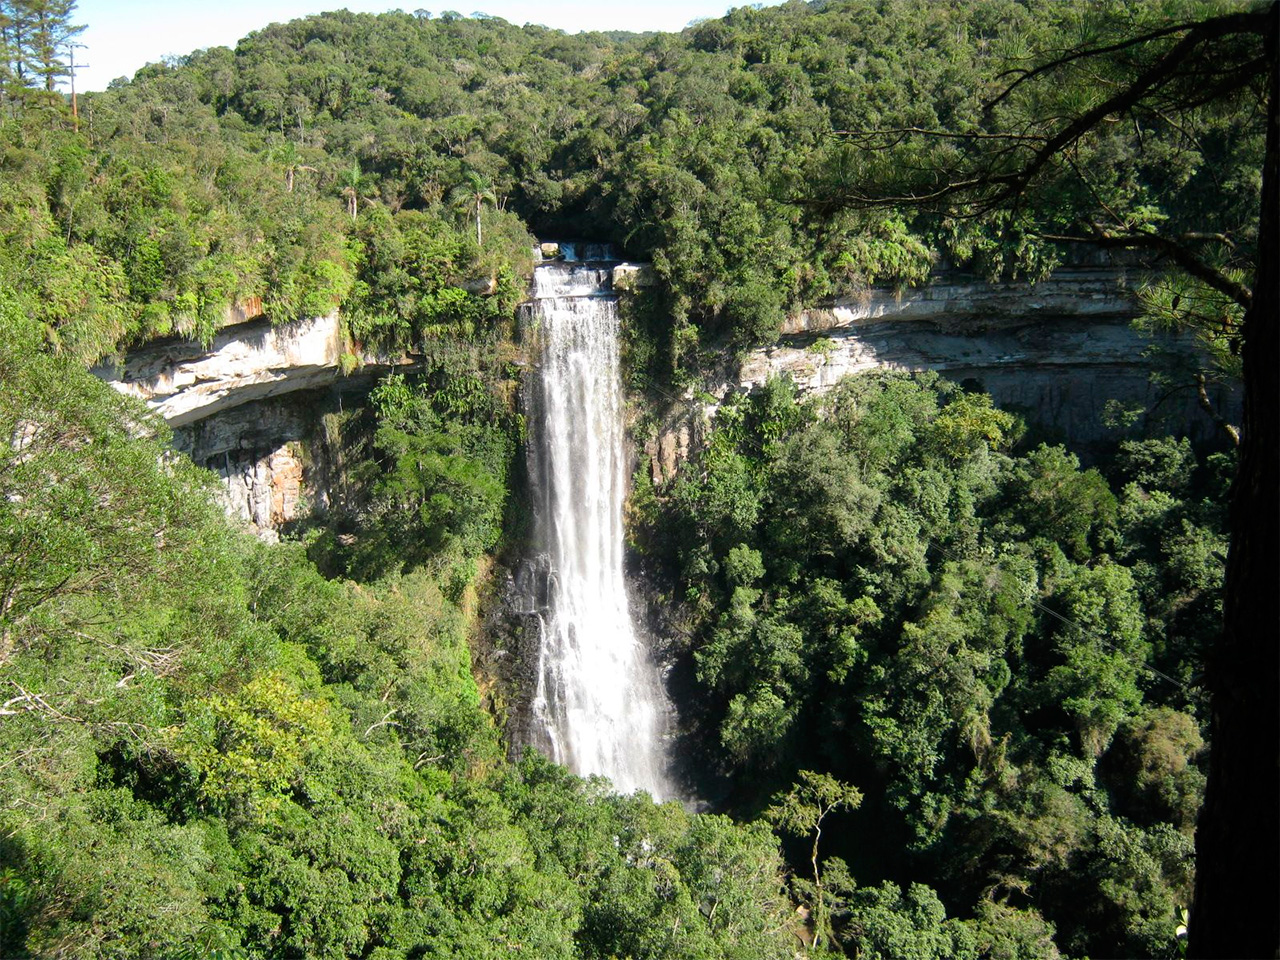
top-left (644, 422), bottom-right (693, 487)
top-left (776, 266), bottom-right (1133, 338)
top-left (92, 312), bottom-right (408, 538)
top-left (93, 313), bottom-right (414, 428)
top-left (648, 266), bottom-right (1238, 481)
top-left (208, 440), bottom-right (305, 540)
top-left (94, 314), bottom-right (349, 427)
top-left (99, 262), bottom-right (1238, 536)
top-left (611, 264), bottom-right (655, 291)
top-left (173, 385), bottom-right (371, 540)
top-left (92, 315), bottom-right (391, 539)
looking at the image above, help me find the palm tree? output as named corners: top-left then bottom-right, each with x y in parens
top-left (449, 171), bottom-right (496, 247)
top-left (337, 160), bottom-right (374, 220)
top-left (270, 140), bottom-right (316, 193)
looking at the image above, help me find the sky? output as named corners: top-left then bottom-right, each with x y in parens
top-left (71, 0), bottom-right (770, 92)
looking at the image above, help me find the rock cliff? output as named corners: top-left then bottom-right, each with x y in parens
top-left (93, 312), bottom-right (389, 538)
top-left (645, 266), bottom-right (1237, 482)
top-left (96, 263), bottom-right (1237, 534)
top-left (93, 313), bottom-right (390, 427)
top-left (170, 388), bottom-right (367, 541)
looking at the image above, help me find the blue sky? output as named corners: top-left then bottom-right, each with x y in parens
top-left (72, 0), bottom-right (771, 92)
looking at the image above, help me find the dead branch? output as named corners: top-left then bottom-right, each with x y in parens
top-left (0, 681), bottom-right (84, 722)
top-left (1195, 372), bottom-right (1242, 446)
top-left (363, 710), bottom-right (400, 738)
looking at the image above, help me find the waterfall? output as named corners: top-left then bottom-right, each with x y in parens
top-left (521, 257), bottom-right (673, 799)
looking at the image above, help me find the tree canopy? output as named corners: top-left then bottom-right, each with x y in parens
top-left (0, 0), bottom-right (1268, 955)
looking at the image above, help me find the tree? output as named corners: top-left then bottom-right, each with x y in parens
top-left (0, 4), bottom-right (13, 106)
top-left (0, 0), bottom-right (34, 99)
top-left (270, 139), bottom-right (316, 194)
top-left (801, 5), bottom-right (1276, 954)
top-left (0, 0), bottom-right (82, 95)
top-left (337, 159), bottom-right (374, 220)
top-left (449, 170), bottom-right (495, 247)
top-left (0, 293), bottom-right (226, 661)
top-left (766, 770), bottom-right (862, 952)
top-left (25, 0), bottom-right (82, 92)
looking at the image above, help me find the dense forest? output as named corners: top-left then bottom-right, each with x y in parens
top-left (0, 0), bottom-right (1274, 958)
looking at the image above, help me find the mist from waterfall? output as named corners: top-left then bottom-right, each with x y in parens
top-left (522, 257), bottom-right (673, 799)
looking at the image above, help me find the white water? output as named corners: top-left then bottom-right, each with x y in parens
top-left (532, 263), bottom-right (613, 299)
top-left (524, 261), bottom-right (673, 798)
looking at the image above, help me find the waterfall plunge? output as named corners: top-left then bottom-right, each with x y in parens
top-left (523, 260), bottom-right (673, 799)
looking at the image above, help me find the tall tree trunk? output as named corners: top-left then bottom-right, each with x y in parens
top-left (1188, 34), bottom-right (1279, 960)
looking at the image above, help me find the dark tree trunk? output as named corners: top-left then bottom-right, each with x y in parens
top-left (1188, 30), bottom-right (1279, 960)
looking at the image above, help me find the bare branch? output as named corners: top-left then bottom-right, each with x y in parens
top-left (0, 682), bottom-right (84, 723)
top-left (1179, 231), bottom-right (1238, 249)
top-left (363, 709), bottom-right (400, 738)
top-left (808, 9), bottom-right (1271, 216)
top-left (986, 10), bottom-right (1272, 210)
top-left (1195, 372), bottom-right (1242, 446)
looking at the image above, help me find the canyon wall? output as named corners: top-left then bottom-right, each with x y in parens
top-left (648, 266), bottom-right (1237, 482)
top-left (96, 262), bottom-right (1235, 535)
top-left (93, 312), bottom-right (387, 538)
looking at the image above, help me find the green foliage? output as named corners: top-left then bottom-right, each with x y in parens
top-left (342, 206), bottom-right (529, 350)
top-left (651, 371), bottom-right (1222, 958)
top-left (842, 883), bottom-right (978, 960)
top-left (322, 360), bottom-right (516, 586)
top-left (969, 900), bottom-right (1061, 960)
top-left (0, 4), bottom-right (1247, 957)
top-left (766, 771), bottom-right (862, 951)
top-left (802, 0), bottom-right (1267, 434)
top-left (930, 392), bottom-right (1019, 462)
top-left (167, 673), bottom-right (334, 819)
top-left (0, 286), bottom-right (238, 665)
top-left (1004, 445), bottom-right (1117, 561)
top-left (0, 288), bottom-right (806, 960)
top-left (4, 0), bottom-right (1260, 392)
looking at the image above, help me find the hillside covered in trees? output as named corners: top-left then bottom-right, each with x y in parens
top-left (0, 0), bottom-right (1273, 957)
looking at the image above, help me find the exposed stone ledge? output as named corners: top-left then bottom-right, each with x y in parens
top-left (93, 314), bottom-right (409, 428)
top-left (646, 266), bottom-right (1237, 482)
top-left (96, 263), bottom-right (1237, 536)
top-left (739, 315), bottom-right (1163, 395)
top-left (612, 264), bottom-right (655, 291)
top-left (781, 267), bottom-right (1135, 336)
top-left (735, 268), bottom-right (1188, 409)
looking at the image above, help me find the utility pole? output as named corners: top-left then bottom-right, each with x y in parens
top-left (66, 41), bottom-right (86, 132)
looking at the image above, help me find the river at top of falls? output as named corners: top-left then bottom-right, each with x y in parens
top-left (522, 256), bottom-right (675, 800)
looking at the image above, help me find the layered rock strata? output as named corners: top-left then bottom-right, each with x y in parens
top-left (93, 312), bottom-right (385, 538)
top-left (646, 267), bottom-right (1237, 482)
top-left (171, 386), bottom-right (370, 541)
top-left (96, 263), bottom-right (1236, 533)
top-left (94, 313), bottom-right (373, 427)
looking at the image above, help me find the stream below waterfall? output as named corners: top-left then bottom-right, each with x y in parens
top-left (518, 249), bottom-right (674, 799)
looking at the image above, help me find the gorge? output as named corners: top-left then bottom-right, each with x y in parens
top-left (96, 259), bottom-right (1232, 537)
top-left (2, 3), bottom-right (1270, 957)
top-left (91, 251), bottom-right (1238, 815)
